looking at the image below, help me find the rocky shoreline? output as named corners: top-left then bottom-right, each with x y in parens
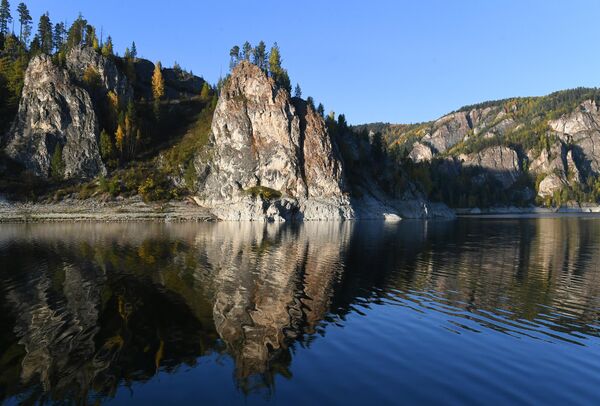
top-left (0, 197), bottom-right (215, 223)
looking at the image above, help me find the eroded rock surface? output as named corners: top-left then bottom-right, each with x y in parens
top-left (196, 62), bottom-right (353, 220)
top-left (5, 55), bottom-right (105, 179)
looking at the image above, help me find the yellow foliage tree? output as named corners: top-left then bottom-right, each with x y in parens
top-left (115, 124), bottom-right (125, 152)
top-left (152, 61), bottom-right (165, 101)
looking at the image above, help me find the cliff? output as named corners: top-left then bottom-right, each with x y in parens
top-left (4, 55), bottom-right (106, 179)
top-left (194, 62), bottom-right (352, 220)
top-left (369, 89), bottom-right (600, 207)
top-left (193, 62), bottom-right (451, 221)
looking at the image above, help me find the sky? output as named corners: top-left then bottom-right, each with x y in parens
top-left (14, 0), bottom-right (600, 124)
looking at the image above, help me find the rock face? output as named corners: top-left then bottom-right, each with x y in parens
top-left (548, 99), bottom-right (600, 173)
top-left (196, 61), bottom-right (352, 221)
top-left (461, 146), bottom-right (521, 189)
top-left (66, 45), bottom-right (132, 102)
top-left (5, 55), bottom-right (105, 179)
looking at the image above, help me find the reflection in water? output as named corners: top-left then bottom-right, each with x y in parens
top-left (0, 218), bottom-right (599, 404)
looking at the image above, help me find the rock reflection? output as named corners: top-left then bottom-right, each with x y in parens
top-left (0, 218), bottom-right (599, 403)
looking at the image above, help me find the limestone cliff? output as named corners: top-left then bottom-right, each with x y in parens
top-left (4, 55), bottom-right (105, 179)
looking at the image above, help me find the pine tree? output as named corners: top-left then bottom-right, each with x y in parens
top-left (53, 22), bottom-right (66, 52)
top-left (152, 61), bottom-right (165, 101)
top-left (317, 103), bottom-right (325, 117)
top-left (229, 45), bottom-right (240, 70)
top-left (253, 40), bottom-right (267, 70)
top-left (294, 83), bottom-right (302, 98)
top-left (66, 14), bottom-right (87, 50)
top-left (17, 2), bottom-right (31, 45)
top-left (37, 13), bottom-right (53, 54)
top-left (130, 41), bottom-right (137, 59)
top-left (242, 41), bottom-right (252, 61)
top-left (0, 0), bottom-right (11, 36)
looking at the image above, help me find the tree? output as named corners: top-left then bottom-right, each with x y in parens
top-left (268, 42), bottom-right (290, 92)
top-left (200, 82), bottom-right (211, 100)
top-left (17, 2), bottom-right (31, 45)
top-left (101, 35), bottom-right (113, 57)
top-left (99, 129), bottom-right (114, 160)
top-left (50, 143), bottom-right (65, 179)
top-left (84, 24), bottom-right (98, 49)
top-left (66, 14), bottom-right (87, 50)
top-left (115, 124), bottom-right (125, 153)
top-left (0, 0), bottom-right (11, 36)
top-left (253, 40), bottom-right (267, 70)
top-left (306, 96), bottom-right (315, 110)
top-left (294, 83), bottom-right (302, 98)
top-left (241, 41), bottom-right (252, 61)
top-left (37, 13), bottom-right (53, 54)
top-left (130, 41), bottom-right (137, 59)
top-left (317, 103), bottom-right (325, 117)
top-left (53, 22), bottom-right (66, 51)
top-left (229, 45), bottom-right (240, 70)
top-left (152, 61), bottom-right (165, 101)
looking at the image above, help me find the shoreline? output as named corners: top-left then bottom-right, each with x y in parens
top-left (0, 197), bottom-right (216, 223)
top-left (1, 199), bottom-right (600, 223)
top-left (455, 205), bottom-right (600, 218)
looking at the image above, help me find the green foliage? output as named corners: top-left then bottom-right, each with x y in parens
top-left (0, 0), bottom-right (11, 36)
top-left (37, 12), bottom-right (52, 54)
top-left (245, 186), bottom-right (282, 201)
top-left (100, 129), bottom-right (114, 161)
top-left (50, 143), bottom-right (65, 180)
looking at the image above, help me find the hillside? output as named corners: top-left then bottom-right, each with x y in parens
top-left (356, 88), bottom-right (600, 208)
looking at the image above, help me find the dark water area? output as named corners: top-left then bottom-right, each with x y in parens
top-left (1, 218), bottom-right (599, 405)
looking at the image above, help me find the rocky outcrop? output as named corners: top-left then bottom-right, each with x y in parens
top-left (461, 146), bottom-right (521, 188)
top-left (548, 99), bottom-right (600, 173)
top-left (4, 55), bottom-right (105, 179)
top-left (408, 141), bottom-right (433, 163)
top-left (66, 45), bottom-right (132, 102)
top-left (195, 61), bottom-right (353, 221)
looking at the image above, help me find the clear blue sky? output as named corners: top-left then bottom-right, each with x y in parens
top-left (16, 0), bottom-right (600, 124)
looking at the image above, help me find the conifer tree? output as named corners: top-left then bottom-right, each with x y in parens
top-left (130, 41), bottom-right (137, 59)
top-left (229, 45), bottom-right (240, 70)
top-left (53, 22), bottom-right (66, 52)
top-left (38, 13), bottom-right (53, 54)
top-left (317, 103), bottom-right (325, 117)
top-left (253, 40), bottom-right (267, 70)
top-left (152, 61), bottom-right (165, 101)
top-left (17, 2), bottom-right (31, 45)
top-left (242, 41), bottom-right (252, 61)
top-left (66, 14), bottom-right (87, 50)
top-left (268, 42), bottom-right (291, 92)
top-left (294, 83), bottom-right (302, 98)
top-left (0, 0), bottom-right (11, 36)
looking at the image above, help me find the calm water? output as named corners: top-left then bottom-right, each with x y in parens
top-left (1, 218), bottom-right (599, 405)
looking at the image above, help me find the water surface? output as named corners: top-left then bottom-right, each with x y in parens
top-left (1, 218), bottom-right (599, 404)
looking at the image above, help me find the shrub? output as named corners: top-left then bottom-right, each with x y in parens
top-left (245, 186), bottom-right (282, 201)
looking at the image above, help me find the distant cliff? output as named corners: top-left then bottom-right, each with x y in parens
top-left (360, 89), bottom-right (600, 208)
